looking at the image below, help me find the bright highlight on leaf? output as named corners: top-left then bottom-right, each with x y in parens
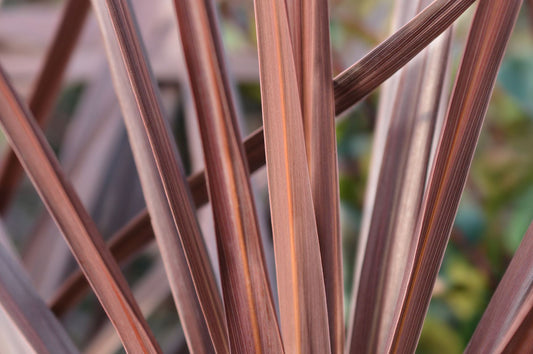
top-left (253, 0), bottom-right (331, 352)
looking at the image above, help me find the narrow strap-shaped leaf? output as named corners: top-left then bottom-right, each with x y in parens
top-left (0, 221), bottom-right (18, 261)
top-left (89, 0), bottom-right (228, 352)
top-left (346, 1), bottom-right (453, 352)
top-left (50, 0), bottom-right (477, 313)
top-left (286, 0), bottom-right (303, 94)
top-left (387, 0), bottom-right (523, 351)
top-left (0, 66), bottom-right (160, 353)
top-left (172, 0), bottom-right (283, 352)
top-left (302, 3), bottom-right (343, 352)
top-left (0, 0), bottom-right (90, 213)
top-left (288, 0), bottom-right (343, 352)
top-left (498, 307), bottom-right (533, 353)
top-left (182, 87), bottom-right (221, 284)
top-left (0, 226), bottom-right (79, 354)
top-left (351, 0), bottom-right (414, 299)
top-left (87, 260), bottom-right (170, 354)
top-left (346, 4), bottom-right (411, 352)
top-left (50, 210), bottom-right (154, 316)
top-left (334, 0), bottom-right (475, 114)
top-left (50, 164), bottom-right (217, 316)
top-left (254, 0), bottom-right (331, 352)
top-left (23, 66), bottom-right (122, 300)
top-left (466, 222), bottom-right (533, 353)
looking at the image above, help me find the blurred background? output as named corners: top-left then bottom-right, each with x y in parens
top-left (0, 0), bottom-right (531, 353)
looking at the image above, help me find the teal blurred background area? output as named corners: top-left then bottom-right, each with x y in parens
top-left (0, 0), bottom-right (531, 352)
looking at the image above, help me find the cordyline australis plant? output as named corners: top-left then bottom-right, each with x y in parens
top-left (0, 0), bottom-right (530, 352)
